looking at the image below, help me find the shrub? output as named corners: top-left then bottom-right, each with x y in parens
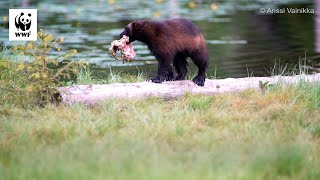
top-left (0, 30), bottom-right (87, 107)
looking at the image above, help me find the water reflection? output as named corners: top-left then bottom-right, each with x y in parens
top-left (0, 0), bottom-right (318, 78)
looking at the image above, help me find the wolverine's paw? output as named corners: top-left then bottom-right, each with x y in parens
top-left (147, 76), bottom-right (165, 83)
top-left (192, 76), bottom-right (205, 86)
top-left (172, 74), bottom-right (186, 81)
top-left (166, 74), bottom-right (175, 81)
top-left (152, 78), bottom-right (163, 83)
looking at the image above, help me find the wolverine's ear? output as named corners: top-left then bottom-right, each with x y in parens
top-left (131, 20), bottom-right (145, 33)
top-left (132, 20), bottom-right (144, 27)
top-left (122, 23), bottom-right (132, 37)
top-left (131, 21), bottom-right (137, 30)
top-left (127, 23), bottom-right (133, 34)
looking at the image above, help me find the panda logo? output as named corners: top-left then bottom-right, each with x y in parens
top-left (15, 12), bottom-right (31, 31)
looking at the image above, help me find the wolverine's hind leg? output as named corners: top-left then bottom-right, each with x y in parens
top-left (172, 53), bottom-right (188, 81)
top-left (190, 48), bottom-right (208, 86)
top-left (149, 52), bottom-right (174, 83)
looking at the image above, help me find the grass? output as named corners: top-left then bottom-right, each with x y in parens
top-left (1, 49), bottom-right (320, 179)
top-left (1, 81), bottom-right (320, 179)
top-left (63, 67), bottom-right (147, 86)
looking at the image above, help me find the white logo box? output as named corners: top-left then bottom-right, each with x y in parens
top-left (9, 9), bottom-right (37, 41)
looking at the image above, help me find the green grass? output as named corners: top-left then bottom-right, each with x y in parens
top-left (1, 48), bottom-right (320, 179)
top-left (1, 82), bottom-right (320, 179)
top-left (62, 67), bottom-right (146, 86)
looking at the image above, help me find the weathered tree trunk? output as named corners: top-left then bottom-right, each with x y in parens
top-left (59, 73), bottom-right (320, 105)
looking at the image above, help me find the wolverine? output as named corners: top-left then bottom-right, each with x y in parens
top-left (120, 18), bottom-right (209, 86)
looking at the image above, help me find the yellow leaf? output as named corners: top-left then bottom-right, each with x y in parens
top-left (26, 42), bottom-right (33, 49)
top-left (71, 49), bottom-right (77, 54)
top-left (44, 34), bottom-right (54, 42)
top-left (42, 73), bottom-right (48, 79)
top-left (34, 72), bottom-right (40, 79)
top-left (155, 0), bottom-right (163, 3)
top-left (17, 64), bottom-right (25, 71)
top-left (53, 61), bottom-right (59, 66)
top-left (108, 0), bottom-right (115, 4)
top-left (2, 16), bottom-right (8, 22)
top-left (26, 85), bottom-right (33, 92)
top-left (37, 31), bottom-right (44, 38)
top-left (35, 56), bottom-right (42, 61)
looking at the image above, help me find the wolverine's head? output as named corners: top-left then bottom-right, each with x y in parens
top-left (119, 20), bottom-right (147, 43)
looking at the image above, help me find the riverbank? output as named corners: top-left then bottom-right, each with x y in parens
top-left (1, 80), bottom-right (319, 179)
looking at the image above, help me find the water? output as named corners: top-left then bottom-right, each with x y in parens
top-left (0, 0), bottom-right (319, 79)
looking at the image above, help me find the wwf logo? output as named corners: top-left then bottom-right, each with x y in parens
top-left (9, 9), bottom-right (37, 41)
top-left (15, 12), bottom-right (32, 31)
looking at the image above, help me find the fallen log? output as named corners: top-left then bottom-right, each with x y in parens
top-left (59, 73), bottom-right (320, 105)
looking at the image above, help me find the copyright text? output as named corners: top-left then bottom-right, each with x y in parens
top-left (259, 7), bottom-right (314, 14)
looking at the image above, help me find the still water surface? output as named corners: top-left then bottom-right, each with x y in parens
top-left (0, 0), bottom-right (318, 78)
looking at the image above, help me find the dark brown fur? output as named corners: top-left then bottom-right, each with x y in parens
top-left (120, 18), bottom-right (209, 86)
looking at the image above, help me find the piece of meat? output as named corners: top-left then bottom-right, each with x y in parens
top-left (109, 35), bottom-right (136, 63)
